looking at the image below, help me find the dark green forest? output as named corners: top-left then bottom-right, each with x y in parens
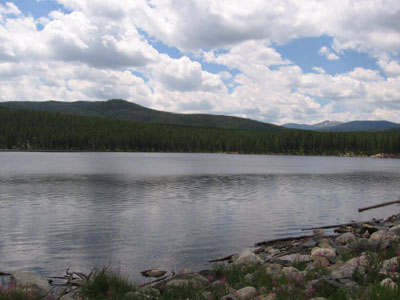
top-left (0, 106), bottom-right (399, 155)
top-left (0, 99), bottom-right (281, 131)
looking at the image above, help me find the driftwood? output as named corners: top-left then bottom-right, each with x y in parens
top-left (0, 272), bottom-right (11, 276)
top-left (255, 234), bottom-right (314, 246)
top-left (301, 222), bottom-right (361, 231)
top-left (358, 199), bottom-right (400, 212)
top-left (208, 254), bottom-right (235, 263)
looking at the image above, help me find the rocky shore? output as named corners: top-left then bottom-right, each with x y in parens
top-left (3, 213), bottom-right (400, 299)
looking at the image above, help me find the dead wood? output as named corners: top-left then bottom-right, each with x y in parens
top-left (358, 199), bottom-right (400, 212)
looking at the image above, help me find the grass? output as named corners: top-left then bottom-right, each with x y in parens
top-left (0, 281), bottom-right (43, 300)
top-left (71, 240), bottom-right (400, 300)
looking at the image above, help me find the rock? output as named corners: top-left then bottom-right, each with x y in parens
top-left (11, 271), bottom-right (51, 297)
top-left (309, 298), bottom-right (328, 300)
top-left (362, 224), bottom-right (379, 233)
top-left (140, 286), bottom-right (160, 296)
top-left (369, 230), bottom-right (398, 242)
top-left (141, 269), bottom-right (167, 278)
top-left (244, 273), bottom-right (254, 282)
top-left (59, 294), bottom-right (76, 300)
top-left (236, 286), bottom-right (257, 299)
top-left (380, 278), bottom-right (398, 289)
top-left (313, 229), bottom-right (324, 236)
top-left (311, 256), bottom-right (330, 268)
top-left (233, 249), bottom-right (263, 265)
top-left (278, 253), bottom-right (311, 264)
top-left (281, 266), bottom-right (300, 277)
top-left (335, 232), bottom-right (357, 245)
top-left (330, 255), bottom-right (368, 279)
top-left (389, 224), bottom-right (400, 236)
top-left (302, 240), bottom-right (317, 248)
top-left (179, 268), bottom-right (194, 275)
top-left (310, 247), bottom-right (336, 263)
top-left (318, 241), bottom-right (332, 249)
top-left (382, 256), bottom-right (400, 271)
top-left (220, 294), bottom-right (238, 300)
top-left (258, 293), bottom-right (276, 300)
top-left (265, 263), bottom-right (283, 276)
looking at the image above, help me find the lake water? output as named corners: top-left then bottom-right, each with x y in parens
top-left (1, 152), bottom-right (400, 282)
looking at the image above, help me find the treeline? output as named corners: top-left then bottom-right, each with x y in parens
top-left (0, 106), bottom-right (399, 155)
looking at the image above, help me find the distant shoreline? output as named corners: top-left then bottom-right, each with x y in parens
top-left (0, 149), bottom-right (399, 158)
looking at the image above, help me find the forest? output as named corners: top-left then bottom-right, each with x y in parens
top-left (0, 106), bottom-right (399, 155)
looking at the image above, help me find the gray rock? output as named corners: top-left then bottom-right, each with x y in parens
top-left (389, 224), bottom-right (400, 235)
top-left (265, 263), bottom-right (283, 276)
top-left (244, 273), bottom-right (254, 282)
top-left (302, 240), bottom-right (317, 248)
top-left (220, 294), bottom-right (238, 300)
top-left (382, 256), bottom-right (400, 271)
top-left (313, 229), bottom-right (324, 236)
top-left (236, 286), bottom-right (257, 299)
top-left (278, 253), bottom-right (311, 264)
top-left (369, 230), bottom-right (398, 242)
top-left (11, 271), bottom-right (51, 297)
top-left (380, 278), bottom-right (398, 289)
top-left (233, 249), bottom-right (263, 265)
top-left (311, 247), bottom-right (336, 263)
top-left (335, 232), bottom-right (357, 245)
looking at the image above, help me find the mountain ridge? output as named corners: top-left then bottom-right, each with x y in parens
top-left (283, 120), bottom-right (400, 131)
top-left (0, 99), bottom-right (282, 131)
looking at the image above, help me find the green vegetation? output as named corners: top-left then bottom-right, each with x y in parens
top-left (0, 106), bottom-right (399, 155)
top-left (0, 99), bottom-right (281, 131)
top-left (78, 247), bottom-right (400, 300)
top-left (0, 282), bottom-right (41, 300)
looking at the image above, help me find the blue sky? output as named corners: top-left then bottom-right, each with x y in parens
top-left (0, 0), bottom-right (399, 124)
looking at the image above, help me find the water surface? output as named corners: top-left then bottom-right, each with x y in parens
top-left (1, 152), bottom-right (399, 282)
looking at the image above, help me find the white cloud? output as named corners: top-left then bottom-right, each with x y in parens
top-left (0, 0), bottom-right (399, 125)
top-left (0, 2), bottom-right (21, 16)
top-left (318, 46), bottom-right (339, 60)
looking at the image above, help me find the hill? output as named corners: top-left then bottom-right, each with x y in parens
top-left (0, 99), bottom-right (282, 131)
top-left (0, 106), bottom-right (399, 155)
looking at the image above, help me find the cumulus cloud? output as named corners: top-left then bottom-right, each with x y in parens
top-left (0, 0), bottom-right (399, 124)
top-left (318, 46), bottom-right (339, 60)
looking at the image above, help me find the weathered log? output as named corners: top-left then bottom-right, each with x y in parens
top-left (358, 199), bottom-right (400, 212)
top-left (208, 254), bottom-right (235, 263)
top-left (255, 234), bottom-right (314, 246)
top-left (301, 222), bottom-right (361, 231)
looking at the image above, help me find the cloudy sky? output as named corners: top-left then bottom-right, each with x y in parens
top-left (0, 0), bottom-right (399, 124)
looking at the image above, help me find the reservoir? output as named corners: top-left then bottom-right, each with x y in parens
top-left (1, 152), bottom-right (399, 282)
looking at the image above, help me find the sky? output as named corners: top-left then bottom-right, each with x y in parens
top-left (0, 0), bottom-right (399, 125)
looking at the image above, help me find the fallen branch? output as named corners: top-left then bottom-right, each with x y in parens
top-left (255, 234), bottom-right (314, 246)
top-left (358, 199), bottom-right (400, 212)
top-left (301, 222), bottom-right (361, 231)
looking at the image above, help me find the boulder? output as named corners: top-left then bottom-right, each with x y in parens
top-left (233, 249), bottom-right (263, 265)
top-left (265, 263), bottom-right (283, 276)
top-left (330, 255), bottom-right (368, 279)
top-left (11, 271), bottom-right (51, 298)
top-left (335, 232), bottom-right (357, 245)
top-left (311, 247), bottom-right (336, 263)
top-left (382, 256), bottom-right (400, 271)
top-left (380, 278), bottom-right (398, 290)
top-left (369, 230), bottom-right (398, 242)
top-left (236, 286), bottom-right (257, 299)
top-left (278, 253), bottom-right (311, 264)
top-left (389, 224), bottom-right (400, 236)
